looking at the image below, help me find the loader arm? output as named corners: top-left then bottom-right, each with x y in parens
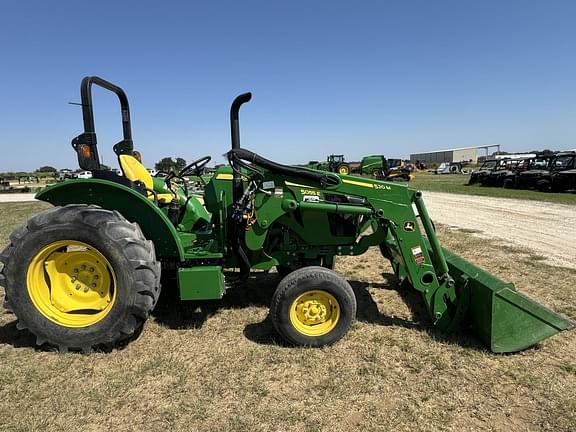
top-left (227, 149), bottom-right (574, 353)
top-left (242, 173), bottom-right (459, 329)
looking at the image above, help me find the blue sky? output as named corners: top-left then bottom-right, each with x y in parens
top-left (0, 0), bottom-right (575, 171)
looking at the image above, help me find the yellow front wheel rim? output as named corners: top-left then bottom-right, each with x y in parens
top-left (338, 166), bottom-right (349, 175)
top-left (289, 290), bottom-right (340, 336)
top-left (26, 240), bottom-right (117, 328)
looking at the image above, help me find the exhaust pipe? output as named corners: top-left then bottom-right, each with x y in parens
top-left (230, 92), bottom-right (252, 203)
top-left (229, 92), bottom-right (252, 283)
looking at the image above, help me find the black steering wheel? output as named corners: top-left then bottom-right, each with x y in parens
top-left (178, 156), bottom-right (211, 177)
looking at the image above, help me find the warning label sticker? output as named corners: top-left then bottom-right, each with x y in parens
top-left (411, 245), bottom-right (425, 265)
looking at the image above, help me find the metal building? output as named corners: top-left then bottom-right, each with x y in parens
top-left (410, 145), bottom-right (500, 165)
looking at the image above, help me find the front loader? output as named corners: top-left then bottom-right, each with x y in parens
top-left (0, 76), bottom-right (573, 353)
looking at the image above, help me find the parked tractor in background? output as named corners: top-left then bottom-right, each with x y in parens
top-left (326, 154), bottom-right (352, 175)
top-left (0, 76), bottom-right (572, 354)
top-left (305, 154), bottom-right (352, 175)
top-left (307, 154), bottom-right (411, 181)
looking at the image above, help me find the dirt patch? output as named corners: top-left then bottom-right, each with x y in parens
top-left (423, 191), bottom-right (576, 269)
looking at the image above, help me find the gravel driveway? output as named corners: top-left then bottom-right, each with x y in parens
top-left (423, 191), bottom-right (575, 269)
top-left (0, 193), bottom-right (37, 203)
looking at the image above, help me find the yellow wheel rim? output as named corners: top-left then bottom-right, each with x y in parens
top-left (26, 240), bottom-right (117, 328)
top-left (338, 166), bottom-right (349, 175)
top-left (289, 290), bottom-right (340, 336)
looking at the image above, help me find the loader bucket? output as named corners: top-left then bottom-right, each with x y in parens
top-left (440, 248), bottom-right (575, 353)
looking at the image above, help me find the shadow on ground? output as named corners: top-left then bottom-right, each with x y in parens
top-left (0, 318), bottom-right (37, 349)
top-left (154, 271), bottom-right (484, 351)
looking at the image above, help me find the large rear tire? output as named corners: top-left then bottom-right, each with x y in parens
top-left (338, 164), bottom-right (351, 175)
top-left (270, 266), bottom-right (356, 347)
top-left (0, 205), bottom-right (161, 353)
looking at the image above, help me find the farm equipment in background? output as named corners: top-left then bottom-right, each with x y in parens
top-left (435, 162), bottom-right (463, 175)
top-left (468, 159), bottom-right (502, 185)
top-left (307, 154), bottom-right (412, 181)
top-left (0, 76), bottom-right (573, 354)
top-left (326, 154), bottom-right (352, 175)
top-left (552, 154), bottom-right (576, 192)
top-left (359, 154), bottom-right (389, 177)
top-left (502, 154), bottom-right (554, 189)
top-left (480, 158), bottom-right (523, 187)
top-left (511, 152), bottom-right (575, 192)
top-left (383, 158), bottom-right (413, 182)
top-left (304, 154), bottom-right (352, 175)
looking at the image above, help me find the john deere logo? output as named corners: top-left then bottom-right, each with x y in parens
top-left (403, 221), bottom-right (415, 232)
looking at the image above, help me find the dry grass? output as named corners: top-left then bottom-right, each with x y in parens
top-left (0, 202), bottom-right (575, 432)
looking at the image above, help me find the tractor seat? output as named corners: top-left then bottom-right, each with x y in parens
top-left (119, 155), bottom-right (174, 204)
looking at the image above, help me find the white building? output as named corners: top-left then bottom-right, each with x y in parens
top-left (410, 145), bottom-right (501, 165)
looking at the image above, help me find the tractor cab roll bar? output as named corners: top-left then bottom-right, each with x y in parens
top-left (71, 76), bottom-right (134, 171)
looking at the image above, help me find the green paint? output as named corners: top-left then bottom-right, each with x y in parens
top-left (36, 179), bottom-right (184, 259)
top-left (178, 266), bottom-right (225, 300)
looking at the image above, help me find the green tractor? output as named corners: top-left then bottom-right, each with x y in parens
top-left (325, 154), bottom-right (351, 175)
top-left (0, 76), bottom-right (573, 353)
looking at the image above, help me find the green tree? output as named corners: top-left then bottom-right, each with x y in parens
top-left (155, 157), bottom-right (187, 173)
top-left (175, 157), bottom-right (187, 171)
top-left (36, 166), bottom-right (57, 173)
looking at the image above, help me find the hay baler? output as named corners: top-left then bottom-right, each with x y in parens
top-left (0, 77), bottom-right (573, 353)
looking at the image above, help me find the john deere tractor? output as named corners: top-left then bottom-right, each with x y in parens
top-left (0, 77), bottom-right (573, 353)
top-left (326, 154), bottom-right (351, 175)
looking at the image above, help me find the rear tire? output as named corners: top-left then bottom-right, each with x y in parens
top-left (338, 164), bottom-right (351, 175)
top-left (0, 205), bottom-right (161, 353)
top-left (270, 266), bottom-right (356, 347)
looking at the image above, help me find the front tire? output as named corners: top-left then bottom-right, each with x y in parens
top-left (0, 205), bottom-right (161, 352)
top-left (270, 266), bottom-right (356, 347)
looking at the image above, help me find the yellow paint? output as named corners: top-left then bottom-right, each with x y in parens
top-left (215, 173), bottom-right (234, 180)
top-left (285, 181), bottom-right (313, 188)
top-left (289, 290), bottom-right (340, 336)
top-left (342, 178), bottom-right (374, 188)
top-left (338, 165), bottom-right (350, 175)
top-left (27, 240), bottom-right (117, 328)
top-left (119, 155), bottom-right (153, 189)
top-left (374, 183), bottom-right (392, 190)
top-left (119, 155), bottom-right (173, 203)
top-left (300, 189), bottom-right (320, 196)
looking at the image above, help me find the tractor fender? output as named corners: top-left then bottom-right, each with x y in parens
top-left (36, 179), bottom-right (184, 260)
